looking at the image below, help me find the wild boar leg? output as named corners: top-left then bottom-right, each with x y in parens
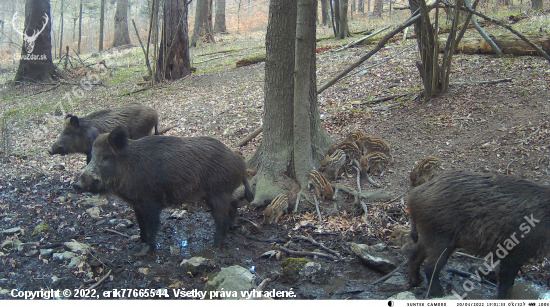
top-left (497, 259), bottom-right (522, 299)
top-left (133, 203), bottom-right (161, 249)
top-left (423, 244), bottom-right (454, 297)
top-left (206, 193), bottom-right (237, 247)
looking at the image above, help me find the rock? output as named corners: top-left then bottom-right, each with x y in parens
top-left (378, 273), bottom-right (407, 292)
top-left (299, 262), bottom-right (330, 284)
top-left (25, 249), bottom-right (39, 257)
top-left (53, 251), bottom-right (76, 261)
top-left (261, 250), bottom-right (278, 258)
top-left (32, 224), bottom-right (48, 236)
top-left (68, 257), bottom-right (82, 269)
top-left (2, 226), bottom-right (22, 234)
top-left (204, 265), bottom-right (255, 299)
top-left (64, 241), bottom-right (92, 253)
top-left (388, 291), bottom-right (417, 300)
top-left (350, 242), bottom-right (400, 274)
top-left (0, 289), bottom-right (9, 295)
top-left (56, 196), bottom-right (66, 203)
top-left (78, 197), bottom-right (108, 207)
top-left (169, 210), bottom-right (187, 220)
top-left (1, 239), bottom-right (23, 251)
top-left (179, 257), bottom-right (213, 275)
top-left (170, 245), bottom-right (180, 255)
top-left (86, 207), bottom-right (101, 219)
top-left (39, 249), bottom-right (54, 257)
top-left (138, 268), bottom-right (150, 275)
top-left (281, 258), bottom-right (309, 283)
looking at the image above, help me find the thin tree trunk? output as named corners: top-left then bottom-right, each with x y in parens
top-left (99, 0), bottom-right (105, 51)
top-left (77, 0), bottom-right (82, 54)
top-left (58, 0), bottom-right (63, 58)
top-left (358, 0), bottom-right (364, 13)
top-left (338, 0), bottom-right (349, 38)
top-left (321, 0), bottom-right (329, 25)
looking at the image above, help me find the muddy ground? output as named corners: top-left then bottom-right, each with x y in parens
top-left (1, 10), bottom-right (550, 300)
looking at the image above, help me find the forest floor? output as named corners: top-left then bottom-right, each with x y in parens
top-left (0, 8), bottom-right (550, 300)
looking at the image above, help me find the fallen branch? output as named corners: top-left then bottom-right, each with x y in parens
top-left (333, 26), bottom-right (390, 52)
top-left (331, 183), bottom-right (392, 202)
top-left (371, 260), bottom-right (407, 286)
top-left (450, 78), bottom-right (512, 86)
top-left (87, 269), bottom-right (112, 290)
top-left (105, 229), bottom-right (131, 238)
top-left (256, 278), bottom-right (272, 292)
top-left (246, 236), bottom-right (287, 244)
top-left (293, 235), bottom-right (342, 258)
top-left (464, 0), bottom-right (504, 57)
top-left (458, 5), bottom-right (550, 62)
top-left (237, 125), bottom-right (263, 147)
top-left (29, 83), bottom-right (61, 96)
top-left (132, 19), bottom-right (153, 78)
top-left (369, 103), bottom-right (400, 111)
top-left (361, 94), bottom-right (407, 105)
top-left (277, 244), bottom-right (339, 260)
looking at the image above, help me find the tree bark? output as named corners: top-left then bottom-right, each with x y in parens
top-left (190, 0), bottom-right (214, 46)
top-left (214, 0), bottom-right (227, 33)
top-left (338, 0), bottom-right (350, 38)
top-left (373, 0), bottom-right (383, 17)
top-left (99, 0), bottom-right (105, 51)
top-left (440, 33), bottom-right (550, 56)
top-left (156, 0), bottom-right (191, 80)
top-left (111, 0), bottom-right (132, 48)
top-left (14, 0), bottom-right (58, 83)
top-left (358, 0), bottom-right (364, 13)
top-left (333, 0), bottom-right (340, 36)
top-left (532, 0), bottom-right (543, 10)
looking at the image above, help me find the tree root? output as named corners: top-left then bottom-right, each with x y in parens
top-left (277, 244), bottom-right (339, 261)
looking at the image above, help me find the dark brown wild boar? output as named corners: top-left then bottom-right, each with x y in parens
top-left (73, 126), bottom-right (254, 251)
top-left (49, 103), bottom-right (158, 163)
top-left (408, 171), bottom-right (550, 299)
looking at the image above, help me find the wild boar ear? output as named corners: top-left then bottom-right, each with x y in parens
top-left (108, 126), bottom-right (128, 152)
top-left (87, 127), bottom-right (99, 143)
top-left (68, 115), bottom-right (79, 128)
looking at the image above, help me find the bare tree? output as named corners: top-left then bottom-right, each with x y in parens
top-left (111, 0), bottom-right (132, 47)
top-left (77, 0), bottom-right (82, 54)
top-left (14, 0), bottom-right (58, 83)
top-left (58, 0), bottom-right (64, 58)
top-left (338, 0), bottom-right (350, 38)
top-left (214, 0), bottom-right (227, 33)
top-left (321, 0), bottom-right (329, 25)
top-left (190, 0), bottom-right (214, 46)
top-left (373, 0), bottom-right (383, 16)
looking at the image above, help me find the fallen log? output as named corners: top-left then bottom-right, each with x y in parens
top-left (439, 33), bottom-right (550, 56)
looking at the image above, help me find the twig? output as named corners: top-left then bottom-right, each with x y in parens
top-left (371, 259), bottom-right (407, 286)
top-left (277, 245), bottom-right (339, 260)
top-left (105, 229), bottom-right (131, 238)
top-left (330, 183), bottom-right (392, 202)
top-left (293, 235), bottom-right (342, 258)
top-left (369, 103), bottom-right (400, 111)
top-left (246, 236), bottom-right (286, 244)
top-left (450, 78), bottom-right (512, 86)
top-left (29, 83), bottom-right (61, 96)
top-left (87, 269), bottom-right (112, 290)
top-left (256, 278), bottom-right (271, 292)
top-left (455, 251), bottom-right (482, 260)
top-left (333, 26), bottom-right (390, 52)
top-left (237, 126), bottom-right (263, 147)
top-left (132, 19), bottom-right (153, 78)
top-left (72, 50), bottom-right (87, 67)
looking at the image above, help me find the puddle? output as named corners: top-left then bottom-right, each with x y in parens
top-left (467, 279), bottom-right (546, 299)
top-left (319, 276), bottom-right (348, 297)
top-left (345, 272), bottom-right (368, 280)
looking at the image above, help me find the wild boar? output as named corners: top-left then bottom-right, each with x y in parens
top-left (73, 126), bottom-right (254, 251)
top-left (408, 171), bottom-right (550, 299)
top-left (49, 103), bottom-right (158, 163)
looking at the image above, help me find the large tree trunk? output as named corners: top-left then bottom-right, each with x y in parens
top-left (111, 0), bottom-right (132, 48)
top-left (532, 0), bottom-right (543, 10)
top-left (214, 0), bottom-right (227, 33)
top-left (249, 0), bottom-right (332, 205)
top-left (440, 33), bottom-right (550, 56)
top-left (14, 0), bottom-right (58, 83)
top-left (190, 0), bottom-right (214, 46)
top-left (77, 0), bottom-right (82, 54)
top-left (98, 0), bottom-right (105, 51)
top-left (337, 0), bottom-right (350, 38)
top-left (321, 0), bottom-right (329, 26)
top-left (332, 0), bottom-right (340, 36)
top-left (156, 0), bottom-right (191, 80)
top-left (373, 0), bottom-right (383, 17)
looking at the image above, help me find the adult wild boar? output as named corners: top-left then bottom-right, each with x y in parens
top-left (73, 126), bottom-right (254, 252)
top-left (49, 103), bottom-right (158, 163)
top-left (408, 171), bottom-right (550, 299)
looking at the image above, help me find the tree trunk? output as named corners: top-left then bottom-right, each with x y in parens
top-left (358, 0), bottom-right (364, 13)
top-left (351, 0), bottom-right (355, 16)
top-left (532, 0), bottom-right (543, 10)
top-left (333, 0), bottom-right (340, 36)
top-left (248, 0), bottom-right (332, 205)
top-left (367, 0), bottom-right (370, 13)
top-left (190, 0), bottom-right (214, 46)
top-left (214, 0), bottom-right (227, 33)
top-left (99, 0), bottom-right (105, 51)
top-left (111, 0), bottom-right (132, 48)
top-left (58, 0), bottom-right (63, 58)
top-left (373, 0), bottom-right (383, 17)
top-left (156, 0), bottom-right (191, 80)
top-left (440, 33), bottom-right (550, 56)
top-left (77, 0), bottom-right (82, 54)
top-left (321, 0), bottom-right (329, 25)
top-left (338, 0), bottom-right (350, 38)
top-left (14, 0), bottom-right (57, 83)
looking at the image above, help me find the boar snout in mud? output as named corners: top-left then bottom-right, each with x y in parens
top-left (50, 103), bottom-right (158, 163)
top-left (73, 126), bottom-right (254, 251)
top-left (407, 170), bottom-right (550, 299)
